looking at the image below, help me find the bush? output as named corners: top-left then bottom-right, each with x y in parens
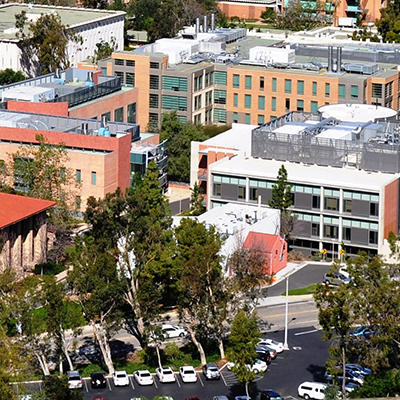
top-left (79, 363), bottom-right (105, 377)
top-left (351, 369), bottom-right (400, 398)
top-left (34, 261), bottom-right (66, 275)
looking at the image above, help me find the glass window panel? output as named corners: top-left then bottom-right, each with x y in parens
top-left (360, 222), bottom-right (370, 229)
top-left (353, 192), bottom-right (361, 200)
top-left (222, 177), bottom-right (230, 183)
top-left (230, 177), bottom-right (238, 185)
top-left (214, 175), bottom-right (222, 183)
top-left (361, 194), bottom-right (370, 201)
top-left (238, 178), bottom-right (246, 185)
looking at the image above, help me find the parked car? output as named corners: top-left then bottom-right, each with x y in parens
top-left (256, 345), bottom-right (277, 359)
top-left (298, 382), bottom-right (327, 400)
top-left (78, 344), bottom-right (101, 358)
top-left (345, 363), bottom-right (372, 376)
top-left (258, 390), bottom-right (282, 400)
top-left (162, 324), bottom-right (187, 338)
top-left (133, 370), bottom-right (154, 386)
top-left (256, 349), bottom-right (272, 365)
top-left (67, 371), bottom-right (83, 389)
top-left (323, 272), bottom-right (351, 287)
top-left (156, 366), bottom-right (176, 383)
top-left (258, 339), bottom-right (284, 353)
top-left (213, 397), bottom-right (229, 400)
top-left (203, 363), bottom-right (221, 380)
top-left (90, 372), bottom-right (107, 388)
top-left (349, 326), bottom-right (375, 339)
top-left (227, 359), bottom-right (267, 374)
top-left (179, 366), bottom-right (198, 383)
top-left (235, 397), bottom-right (252, 400)
top-left (324, 373), bottom-right (361, 388)
top-left (112, 370), bottom-right (129, 387)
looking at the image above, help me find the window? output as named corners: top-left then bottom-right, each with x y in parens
top-left (149, 94), bottom-right (159, 108)
top-left (76, 169), bottom-right (81, 183)
top-left (312, 81), bottom-right (317, 96)
top-left (126, 59), bottom-right (135, 67)
top-left (194, 114), bottom-right (201, 124)
top-left (297, 99), bottom-right (304, 111)
top-left (344, 199), bottom-right (352, 213)
top-left (115, 58), bottom-right (124, 66)
top-left (258, 96), bottom-right (265, 110)
top-left (163, 76), bottom-right (187, 92)
top-left (234, 93), bottom-right (238, 107)
top-left (150, 61), bottom-right (159, 69)
top-left (205, 72), bottom-right (210, 87)
top-left (312, 223), bottom-right (319, 237)
top-left (351, 85), bottom-right (359, 99)
top-left (285, 79), bottom-right (292, 94)
top-left (324, 225), bottom-right (338, 239)
top-left (245, 75), bottom-right (252, 89)
top-left (245, 113), bottom-right (250, 124)
top-left (150, 75), bottom-right (159, 89)
top-left (385, 82), bottom-right (393, 97)
top-left (75, 196), bottom-right (81, 211)
top-left (162, 95), bottom-right (187, 111)
top-left (258, 115), bottom-right (265, 125)
top-left (194, 94), bottom-right (202, 110)
top-left (325, 197), bottom-right (339, 211)
top-left (233, 112), bottom-right (238, 123)
top-left (285, 98), bottom-right (290, 112)
top-left (338, 84), bottom-right (345, 99)
top-left (245, 94), bottom-right (251, 108)
top-left (101, 112), bottom-right (111, 122)
top-left (214, 89), bottom-right (226, 104)
top-left (312, 195), bottom-right (320, 209)
top-left (272, 97), bottom-right (276, 112)
top-left (126, 72), bottom-right (135, 86)
top-left (250, 187), bottom-right (258, 200)
top-left (127, 102), bottom-right (136, 123)
top-left (369, 231), bottom-right (378, 244)
top-left (325, 83), bottom-right (330, 97)
top-left (91, 171), bottom-right (97, 185)
top-left (215, 71), bottom-right (227, 85)
top-left (213, 183), bottom-right (221, 196)
top-left (194, 75), bottom-right (203, 91)
top-left (297, 80), bottom-right (304, 95)
top-left (343, 227), bottom-right (351, 241)
top-left (233, 74), bottom-right (240, 88)
top-left (205, 90), bottom-right (212, 106)
top-left (370, 202), bottom-right (379, 216)
top-left (272, 77), bottom-right (277, 92)
top-left (214, 109), bottom-right (227, 123)
top-left (372, 83), bottom-right (382, 98)
top-left (115, 71), bottom-right (123, 81)
top-left (311, 101), bottom-right (318, 114)
top-left (149, 113), bottom-right (159, 128)
top-left (260, 76), bottom-right (264, 91)
top-left (238, 186), bottom-right (245, 199)
top-left (114, 107), bottom-right (124, 122)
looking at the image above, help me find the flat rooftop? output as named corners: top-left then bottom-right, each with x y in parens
top-left (0, 3), bottom-right (124, 40)
top-left (0, 110), bottom-right (137, 139)
top-left (210, 155), bottom-right (398, 192)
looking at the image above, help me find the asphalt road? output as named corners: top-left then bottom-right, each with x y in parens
top-left (75, 327), bottom-right (329, 400)
top-left (266, 263), bottom-right (331, 297)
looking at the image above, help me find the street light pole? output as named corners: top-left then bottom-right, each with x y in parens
top-left (283, 275), bottom-right (289, 350)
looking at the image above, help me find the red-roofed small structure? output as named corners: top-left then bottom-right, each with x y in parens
top-left (0, 193), bottom-right (55, 275)
top-left (243, 231), bottom-right (287, 276)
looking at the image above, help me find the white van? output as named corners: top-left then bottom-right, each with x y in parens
top-left (298, 381), bottom-right (327, 400)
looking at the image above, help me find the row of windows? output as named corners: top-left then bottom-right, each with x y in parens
top-left (114, 58), bottom-right (135, 67)
top-left (163, 76), bottom-right (188, 92)
top-left (76, 169), bottom-right (97, 185)
top-left (114, 71), bottom-right (135, 87)
top-left (343, 191), bottom-right (379, 202)
top-left (213, 175), bottom-right (246, 185)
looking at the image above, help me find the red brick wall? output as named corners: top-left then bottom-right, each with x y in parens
top-left (8, 101), bottom-right (69, 116)
top-left (384, 179), bottom-right (399, 238)
top-left (217, 2), bottom-right (267, 18)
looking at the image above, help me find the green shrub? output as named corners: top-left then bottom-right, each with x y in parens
top-left (79, 364), bottom-right (105, 377)
top-left (351, 369), bottom-right (400, 398)
top-left (34, 261), bottom-right (66, 275)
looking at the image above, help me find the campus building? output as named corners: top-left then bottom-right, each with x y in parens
top-left (100, 27), bottom-right (400, 130)
top-left (191, 104), bottom-right (400, 258)
top-left (0, 3), bottom-right (124, 74)
top-left (216, 0), bottom-right (282, 19)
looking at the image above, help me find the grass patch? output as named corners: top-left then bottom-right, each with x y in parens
top-left (282, 284), bottom-right (318, 296)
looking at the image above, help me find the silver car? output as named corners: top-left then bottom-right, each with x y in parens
top-left (67, 371), bottom-right (83, 389)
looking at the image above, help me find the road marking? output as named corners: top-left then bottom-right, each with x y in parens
top-left (107, 378), bottom-right (112, 391)
top-left (176, 376), bottom-right (181, 387)
top-left (263, 309), bottom-right (317, 318)
top-left (198, 374), bottom-right (204, 387)
top-left (293, 346), bottom-right (302, 350)
top-left (154, 378), bottom-right (158, 388)
top-left (294, 328), bottom-right (319, 336)
top-left (84, 380), bottom-right (88, 392)
top-left (221, 372), bottom-right (228, 387)
top-left (263, 300), bottom-right (314, 309)
top-left (130, 376), bottom-right (135, 390)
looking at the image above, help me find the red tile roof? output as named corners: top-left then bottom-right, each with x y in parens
top-left (0, 193), bottom-right (56, 229)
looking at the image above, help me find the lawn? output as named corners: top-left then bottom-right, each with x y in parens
top-left (282, 284), bottom-right (318, 296)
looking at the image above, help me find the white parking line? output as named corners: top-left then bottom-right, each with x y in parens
top-left (294, 328), bottom-right (319, 336)
top-left (130, 376), bottom-right (135, 390)
top-left (84, 380), bottom-right (88, 392)
top-left (154, 378), bottom-right (158, 389)
top-left (107, 378), bottom-right (112, 391)
top-left (198, 374), bottom-right (204, 387)
top-left (176, 376), bottom-right (181, 387)
top-left (220, 372), bottom-right (228, 387)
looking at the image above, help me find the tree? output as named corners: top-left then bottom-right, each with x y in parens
top-left (42, 375), bottom-right (82, 400)
top-left (91, 37), bottom-right (117, 63)
top-left (0, 69), bottom-right (26, 86)
top-left (189, 182), bottom-right (204, 216)
top-left (68, 235), bottom-right (125, 374)
top-left (260, 8), bottom-right (276, 23)
top-left (376, 0), bottom-right (400, 42)
top-left (228, 310), bottom-right (261, 398)
top-left (15, 11), bottom-right (81, 76)
top-left (174, 218), bottom-right (226, 362)
top-left (0, 134), bottom-right (79, 230)
top-left (269, 165), bottom-right (294, 238)
top-left (160, 112), bottom-right (207, 183)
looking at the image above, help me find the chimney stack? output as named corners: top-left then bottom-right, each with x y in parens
top-left (195, 17), bottom-right (200, 34)
top-left (211, 13), bottom-right (215, 31)
top-left (337, 47), bottom-right (342, 72)
top-left (328, 46), bottom-right (333, 72)
top-left (203, 15), bottom-right (208, 32)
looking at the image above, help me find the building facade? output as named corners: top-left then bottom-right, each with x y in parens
top-left (0, 193), bottom-right (55, 275)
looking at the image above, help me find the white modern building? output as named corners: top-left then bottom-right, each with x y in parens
top-left (0, 3), bottom-right (125, 74)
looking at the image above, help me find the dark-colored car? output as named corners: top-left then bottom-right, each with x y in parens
top-left (256, 345), bottom-right (277, 359)
top-left (202, 363), bottom-right (221, 380)
top-left (345, 363), bottom-right (372, 376)
top-left (256, 349), bottom-right (272, 365)
top-left (258, 390), bottom-right (282, 400)
top-left (90, 372), bottom-right (107, 389)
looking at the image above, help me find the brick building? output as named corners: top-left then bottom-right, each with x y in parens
top-left (0, 193), bottom-right (55, 275)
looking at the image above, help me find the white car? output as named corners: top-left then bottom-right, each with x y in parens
top-left (133, 369), bottom-right (154, 386)
top-left (162, 324), bottom-right (187, 338)
top-left (298, 381), bottom-right (327, 400)
top-left (179, 365), bottom-right (198, 383)
top-left (258, 339), bottom-right (284, 353)
top-left (156, 366), bottom-right (176, 383)
top-left (67, 371), bottom-right (83, 389)
top-left (227, 359), bottom-right (267, 374)
top-left (113, 370), bottom-right (129, 386)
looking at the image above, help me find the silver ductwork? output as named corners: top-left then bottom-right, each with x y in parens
top-left (195, 17), bottom-right (200, 34)
top-left (328, 46), bottom-right (333, 72)
top-left (203, 15), bottom-right (208, 32)
top-left (337, 47), bottom-right (342, 72)
top-left (211, 13), bottom-right (215, 31)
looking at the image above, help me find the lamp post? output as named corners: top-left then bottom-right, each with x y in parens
top-left (283, 275), bottom-right (289, 350)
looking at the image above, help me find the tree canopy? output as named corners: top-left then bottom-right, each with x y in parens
top-left (376, 0), bottom-right (400, 42)
top-left (0, 69), bottom-right (26, 86)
